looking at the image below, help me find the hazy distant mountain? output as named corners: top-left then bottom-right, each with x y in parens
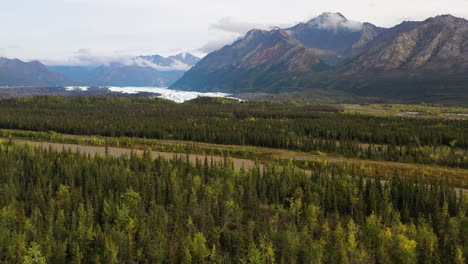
top-left (173, 13), bottom-right (468, 103)
top-left (49, 52), bottom-right (200, 87)
top-left (84, 63), bottom-right (184, 87)
top-left (0, 58), bottom-right (72, 86)
top-left (171, 52), bottom-right (201, 66)
top-left (173, 29), bottom-right (327, 92)
top-left (49, 65), bottom-right (98, 82)
top-left (140, 52), bottom-right (200, 68)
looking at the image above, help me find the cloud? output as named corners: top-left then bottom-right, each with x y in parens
top-left (43, 49), bottom-right (191, 71)
top-left (198, 36), bottom-right (240, 53)
top-left (0, 45), bottom-right (21, 58)
top-left (64, 0), bottom-right (152, 7)
top-left (199, 13), bottom-right (366, 54)
top-left (132, 58), bottom-right (192, 71)
top-left (399, 16), bottom-right (414, 22)
top-left (310, 13), bottom-right (363, 32)
top-left (199, 17), bottom-right (278, 54)
top-left (72, 49), bottom-right (124, 65)
top-left (211, 17), bottom-right (269, 35)
top-left (198, 15), bottom-right (337, 54)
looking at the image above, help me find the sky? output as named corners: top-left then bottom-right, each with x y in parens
top-left (1, 0), bottom-right (467, 65)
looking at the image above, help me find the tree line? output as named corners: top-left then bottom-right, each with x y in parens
top-left (0, 97), bottom-right (467, 168)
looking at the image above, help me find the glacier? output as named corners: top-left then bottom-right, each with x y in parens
top-left (107, 87), bottom-right (236, 103)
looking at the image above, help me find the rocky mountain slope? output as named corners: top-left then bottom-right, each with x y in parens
top-left (172, 13), bottom-right (387, 92)
top-left (173, 29), bottom-right (327, 92)
top-left (343, 15), bottom-right (468, 73)
top-left (172, 13), bottom-right (468, 103)
top-left (285, 12), bottom-right (385, 54)
top-left (309, 15), bottom-right (468, 100)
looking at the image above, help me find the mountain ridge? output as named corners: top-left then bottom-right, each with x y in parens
top-left (173, 29), bottom-right (327, 92)
top-left (343, 14), bottom-right (468, 73)
top-left (171, 13), bottom-right (468, 103)
top-left (285, 12), bottom-right (386, 54)
top-left (0, 58), bottom-right (72, 86)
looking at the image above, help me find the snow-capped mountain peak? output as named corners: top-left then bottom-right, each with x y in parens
top-left (306, 12), bottom-right (363, 32)
top-left (170, 52), bottom-right (201, 66)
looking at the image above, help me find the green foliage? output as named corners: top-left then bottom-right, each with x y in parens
top-left (0, 142), bottom-right (465, 263)
top-left (23, 242), bottom-right (46, 264)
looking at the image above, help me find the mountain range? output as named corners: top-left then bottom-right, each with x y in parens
top-left (172, 13), bottom-right (468, 103)
top-left (1, 13), bottom-right (467, 104)
top-left (0, 53), bottom-right (200, 87)
top-left (50, 53), bottom-right (200, 87)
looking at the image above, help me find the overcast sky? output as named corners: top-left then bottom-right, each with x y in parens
top-left (1, 0), bottom-right (467, 65)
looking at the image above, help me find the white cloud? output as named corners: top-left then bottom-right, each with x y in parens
top-left (2, 0), bottom-right (468, 61)
top-left (198, 36), bottom-right (240, 53)
top-left (132, 58), bottom-right (192, 71)
top-left (199, 17), bottom-right (286, 54)
top-left (211, 17), bottom-right (269, 34)
top-left (64, 0), bottom-right (153, 7)
top-left (309, 12), bottom-right (363, 32)
top-left (50, 49), bottom-right (134, 66)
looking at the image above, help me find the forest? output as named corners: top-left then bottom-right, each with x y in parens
top-left (0, 141), bottom-right (466, 263)
top-left (0, 97), bottom-right (467, 263)
top-left (0, 97), bottom-right (467, 168)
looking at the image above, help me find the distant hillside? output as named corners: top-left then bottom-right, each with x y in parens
top-left (84, 64), bottom-right (184, 87)
top-left (0, 58), bottom-right (72, 86)
top-left (48, 65), bottom-right (98, 83)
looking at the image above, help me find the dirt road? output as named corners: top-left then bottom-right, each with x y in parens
top-left (10, 139), bottom-right (258, 171)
